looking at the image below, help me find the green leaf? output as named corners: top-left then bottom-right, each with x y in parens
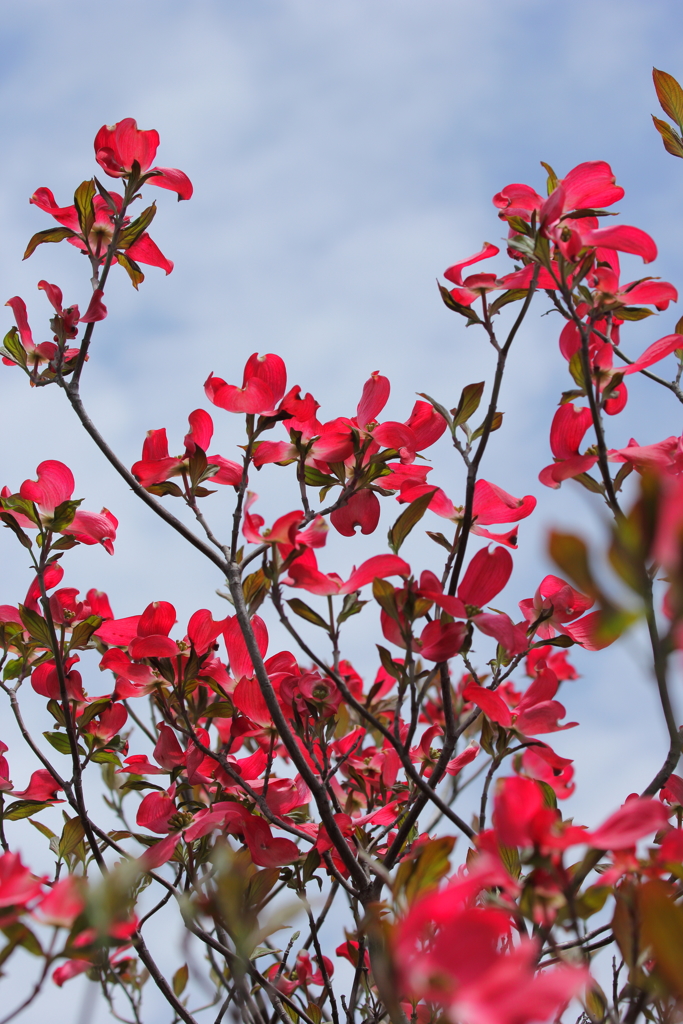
top-left (572, 472), bottom-right (605, 495)
top-left (0, 513), bottom-right (33, 550)
top-left (94, 177), bottom-right (119, 213)
top-left (653, 68), bottom-right (683, 128)
top-left (376, 645), bottom-right (402, 680)
top-left (0, 327), bottom-right (27, 369)
top-left (18, 606), bottom-right (52, 647)
top-left (568, 352), bottom-right (586, 389)
top-left (242, 568), bottom-right (270, 617)
top-left (470, 411), bottom-right (503, 442)
top-left (115, 252), bottom-right (145, 289)
top-left (46, 700), bottom-right (66, 727)
top-left (2, 658), bottom-right (24, 682)
top-left (28, 818), bottom-right (57, 841)
top-left (172, 964), bottom-right (189, 997)
top-left (4, 800), bottom-right (53, 820)
top-left (76, 697), bottom-right (111, 728)
top-left (540, 160), bottom-right (559, 194)
top-left (23, 227), bottom-right (77, 260)
top-left (59, 817), bottom-right (86, 858)
top-left (395, 836), bottom-right (455, 903)
top-left (187, 447), bottom-right (207, 489)
top-left (1, 495), bottom-right (40, 525)
top-left (302, 848), bottom-right (321, 884)
top-left (1, 923), bottom-right (42, 958)
top-left (437, 282), bottom-right (481, 322)
top-left (417, 393), bottom-right (453, 430)
top-left (387, 489), bottom-right (437, 554)
top-left (303, 466), bottom-right (338, 488)
top-left (286, 599), bottom-right (330, 631)
top-left (117, 203), bottom-right (157, 250)
top-left (487, 289), bottom-right (528, 317)
top-left (89, 750), bottom-right (122, 766)
top-left (452, 382), bottom-right (485, 428)
top-left (426, 531), bottom-right (453, 553)
top-left (372, 579), bottom-right (400, 622)
top-left (68, 615), bottom-right (103, 652)
top-left (336, 592), bottom-right (368, 625)
top-left (203, 701), bottom-right (234, 719)
top-left (145, 481), bottom-right (183, 498)
top-left (652, 115), bottom-right (683, 158)
top-left (548, 532), bottom-right (596, 596)
top-left (74, 179), bottom-right (96, 238)
top-left (48, 498), bottom-right (83, 533)
top-left (44, 731), bottom-right (79, 756)
top-left (531, 634), bottom-right (574, 649)
top-left (640, 879), bottom-right (683, 998)
top-left (613, 461), bottom-right (634, 495)
top-left (611, 306), bottom-right (655, 321)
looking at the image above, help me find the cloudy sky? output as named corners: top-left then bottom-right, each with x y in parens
top-left (1, 0), bottom-right (683, 1018)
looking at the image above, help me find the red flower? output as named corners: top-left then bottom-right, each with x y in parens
top-left (205, 353), bottom-right (288, 415)
top-left (30, 187), bottom-right (175, 276)
top-left (2, 460), bottom-right (117, 554)
top-left (94, 118), bottom-right (193, 200)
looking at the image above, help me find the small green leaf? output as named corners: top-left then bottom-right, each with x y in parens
top-left (387, 489), bottom-right (437, 554)
top-left (372, 579), bottom-right (400, 622)
top-left (23, 227), bottom-right (77, 260)
top-left (59, 817), bottom-right (86, 858)
top-left (28, 818), bottom-right (57, 841)
top-left (172, 963), bottom-right (189, 997)
top-left (652, 115), bottom-right (683, 158)
top-left (74, 179), bottom-right (96, 238)
top-left (611, 305), bottom-right (655, 321)
top-left (76, 697), bottom-right (111, 728)
top-left (89, 750), bottom-right (122, 766)
top-left (531, 635), bottom-right (574, 649)
top-left (0, 327), bottom-right (27, 368)
top-left (203, 701), bottom-right (234, 719)
top-left (44, 731), bottom-right (79, 756)
top-left (452, 382), bottom-right (485, 428)
top-left (417, 393), bottom-right (453, 430)
top-left (117, 203), bottom-right (157, 250)
top-left (470, 411), bottom-right (503, 442)
top-left (540, 160), bottom-right (559, 194)
top-left (653, 68), bottom-right (683, 128)
top-left (426, 531), bottom-right (453, 553)
top-left (4, 800), bottom-right (53, 820)
top-left (572, 472), bottom-right (605, 495)
top-left (0, 513), bottom-right (33, 550)
top-left (1, 495), bottom-right (40, 525)
top-left (48, 498), bottom-right (83, 533)
top-left (115, 252), bottom-right (145, 289)
top-left (145, 481), bottom-right (184, 498)
top-left (640, 878), bottom-right (683, 998)
top-left (303, 466), bottom-right (338, 488)
top-left (286, 599), bottom-right (330, 631)
top-left (548, 532), bottom-right (596, 596)
top-left (437, 282), bottom-right (481, 322)
top-left (376, 645), bottom-right (402, 680)
top-left (18, 606), bottom-right (52, 647)
top-left (68, 615), bottom-right (103, 652)
top-left (487, 289), bottom-right (528, 317)
top-left (336, 592), bottom-right (368, 625)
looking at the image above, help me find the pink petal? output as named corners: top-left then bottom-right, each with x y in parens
top-left (147, 166), bottom-right (193, 201)
top-left (621, 334), bottom-right (682, 375)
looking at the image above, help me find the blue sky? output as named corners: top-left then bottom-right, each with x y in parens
top-left (1, 1), bottom-right (683, 1018)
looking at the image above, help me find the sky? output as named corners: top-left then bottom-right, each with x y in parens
top-left (1, 0), bottom-right (683, 1019)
